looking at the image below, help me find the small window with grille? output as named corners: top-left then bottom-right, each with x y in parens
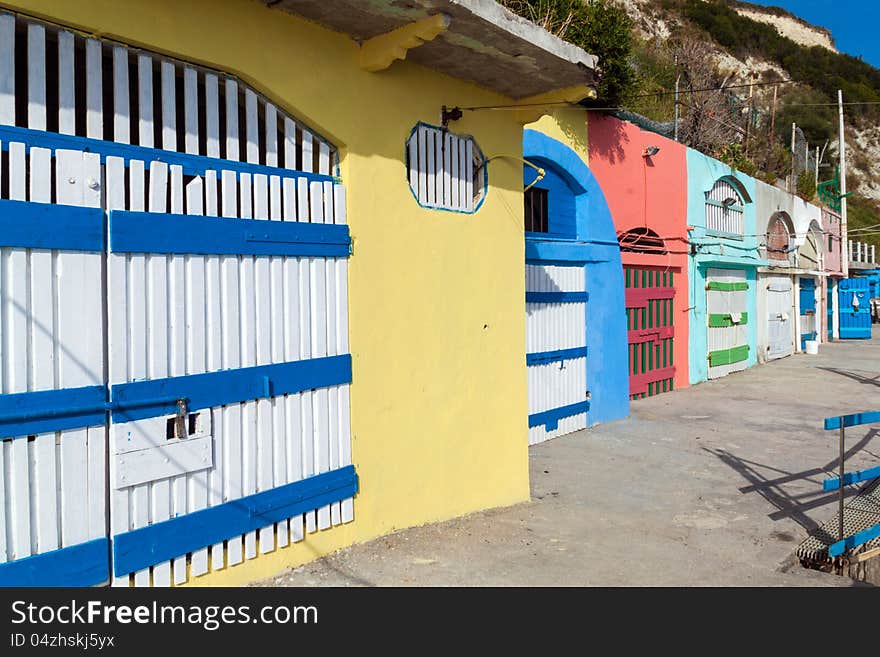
top-left (524, 187), bottom-right (548, 233)
top-left (406, 122), bottom-right (486, 213)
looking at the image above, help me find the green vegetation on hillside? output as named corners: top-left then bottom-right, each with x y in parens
top-left (498, 0), bottom-right (637, 106)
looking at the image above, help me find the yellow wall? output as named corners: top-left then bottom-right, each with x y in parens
top-left (526, 110), bottom-right (590, 166)
top-left (4, 0), bottom-right (532, 584)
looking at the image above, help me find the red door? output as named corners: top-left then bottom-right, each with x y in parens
top-left (625, 266), bottom-right (676, 399)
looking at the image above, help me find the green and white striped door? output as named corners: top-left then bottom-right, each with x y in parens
top-left (707, 268), bottom-right (749, 379)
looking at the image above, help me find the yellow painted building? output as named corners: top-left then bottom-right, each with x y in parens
top-left (0, 0), bottom-right (597, 586)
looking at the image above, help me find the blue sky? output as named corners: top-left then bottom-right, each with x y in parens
top-left (748, 1), bottom-right (880, 68)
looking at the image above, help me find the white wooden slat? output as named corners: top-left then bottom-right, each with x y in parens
top-left (203, 169), bottom-right (224, 572)
top-left (0, 446), bottom-right (6, 561)
top-left (426, 129), bottom-right (436, 207)
top-left (137, 54), bottom-right (153, 148)
top-left (269, 176), bottom-right (288, 546)
top-left (459, 136), bottom-right (468, 212)
top-left (265, 103), bottom-right (278, 167)
top-left (224, 79), bottom-right (239, 161)
top-left (161, 60), bottom-right (176, 151)
top-left (299, 245), bottom-right (315, 534)
top-left (86, 425), bottom-right (105, 542)
top-left (318, 141), bottom-right (330, 176)
top-left (435, 131), bottom-right (445, 208)
top-left (282, 190), bottom-right (304, 541)
top-left (254, 174), bottom-right (275, 553)
top-left (9, 439), bottom-right (30, 559)
top-left (57, 30), bottom-right (75, 134)
top-left (417, 126), bottom-right (427, 205)
top-left (301, 131), bottom-right (313, 173)
top-left (297, 177), bottom-right (309, 223)
top-left (112, 46), bottom-right (130, 143)
top-left (408, 132), bottom-right (418, 202)
top-left (146, 160), bottom-right (172, 587)
top-left (450, 135), bottom-right (459, 210)
top-left (283, 117), bottom-right (296, 171)
top-left (185, 177), bottom-right (209, 578)
top-left (184, 67), bottom-right (199, 154)
top-left (168, 165), bottom-right (188, 584)
top-left (54, 151), bottom-right (90, 555)
top-left (240, 252), bottom-right (258, 559)
top-left (27, 23), bottom-right (46, 131)
top-left (106, 156), bottom-right (130, 586)
top-left (205, 74), bottom-right (220, 158)
top-left (254, 174), bottom-right (274, 553)
top-left (245, 89), bottom-right (258, 164)
top-left (324, 182), bottom-right (341, 525)
top-left (240, 173), bottom-right (252, 219)
top-left (220, 169), bottom-right (243, 566)
top-left (465, 138), bottom-right (474, 212)
top-left (28, 148), bottom-right (53, 389)
top-left (9, 141), bottom-right (24, 200)
top-left (29, 148), bottom-right (58, 555)
top-left (310, 182), bottom-right (331, 530)
top-left (333, 182), bottom-right (352, 521)
top-left (0, 14), bottom-right (14, 125)
top-left (85, 39), bottom-right (102, 139)
top-left (210, 406), bottom-right (225, 572)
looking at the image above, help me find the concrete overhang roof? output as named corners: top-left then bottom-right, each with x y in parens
top-left (265, 0), bottom-right (599, 99)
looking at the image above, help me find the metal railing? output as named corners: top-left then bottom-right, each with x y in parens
top-left (849, 240), bottom-right (876, 265)
top-left (822, 411), bottom-right (880, 557)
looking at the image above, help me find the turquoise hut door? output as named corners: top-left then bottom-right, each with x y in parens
top-left (706, 268), bottom-right (750, 379)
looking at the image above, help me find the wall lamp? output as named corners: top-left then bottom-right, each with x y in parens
top-left (722, 197), bottom-right (737, 208)
top-left (643, 145), bottom-right (660, 157)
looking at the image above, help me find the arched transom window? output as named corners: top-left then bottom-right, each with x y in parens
top-left (705, 179), bottom-right (745, 236)
top-left (765, 212), bottom-right (794, 263)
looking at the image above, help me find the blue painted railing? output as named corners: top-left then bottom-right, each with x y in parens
top-left (822, 410), bottom-right (880, 558)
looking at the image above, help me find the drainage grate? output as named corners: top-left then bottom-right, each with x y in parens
top-left (797, 479), bottom-right (880, 564)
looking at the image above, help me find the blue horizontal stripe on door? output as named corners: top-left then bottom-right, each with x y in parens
top-left (110, 354), bottom-right (352, 423)
top-left (0, 199), bottom-right (104, 251)
top-left (109, 210), bottom-right (351, 258)
top-left (526, 346), bottom-right (588, 366)
top-left (0, 385), bottom-right (107, 438)
top-left (0, 538), bottom-right (109, 587)
top-left (528, 400), bottom-right (590, 431)
top-left (525, 291), bottom-right (589, 304)
top-left (0, 124), bottom-right (336, 184)
top-left (112, 465), bottom-right (358, 576)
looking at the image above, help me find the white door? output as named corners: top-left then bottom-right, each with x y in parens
top-left (526, 264), bottom-right (588, 445)
top-left (766, 275), bottom-right (794, 360)
top-left (707, 268), bottom-right (750, 379)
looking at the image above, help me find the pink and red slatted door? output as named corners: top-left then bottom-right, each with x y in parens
top-left (625, 266), bottom-right (676, 399)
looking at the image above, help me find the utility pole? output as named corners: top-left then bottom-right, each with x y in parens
top-left (815, 145), bottom-right (820, 186)
top-left (673, 57), bottom-right (680, 143)
top-left (839, 89), bottom-right (849, 276)
top-left (766, 84), bottom-right (778, 168)
top-left (744, 71), bottom-right (754, 157)
top-left (790, 122), bottom-right (797, 193)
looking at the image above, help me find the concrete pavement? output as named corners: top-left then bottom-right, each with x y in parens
top-left (257, 332), bottom-right (880, 586)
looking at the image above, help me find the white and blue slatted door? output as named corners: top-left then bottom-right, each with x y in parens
top-left (105, 159), bottom-right (355, 587)
top-left (525, 264), bottom-right (588, 445)
top-left (0, 13), bottom-right (357, 587)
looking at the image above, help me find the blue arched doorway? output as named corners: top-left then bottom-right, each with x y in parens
top-left (523, 130), bottom-right (629, 444)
